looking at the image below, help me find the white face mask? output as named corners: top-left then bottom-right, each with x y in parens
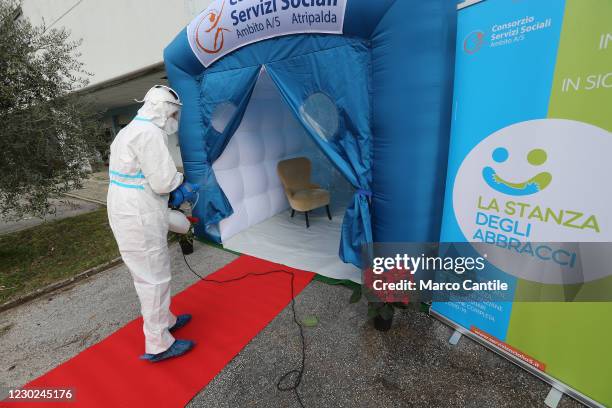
top-left (164, 117), bottom-right (179, 135)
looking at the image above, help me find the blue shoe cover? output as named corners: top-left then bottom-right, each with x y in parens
top-left (169, 314), bottom-right (192, 332)
top-left (140, 340), bottom-right (195, 362)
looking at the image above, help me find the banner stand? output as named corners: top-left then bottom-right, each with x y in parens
top-left (448, 330), bottom-right (462, 346)
top-left (434, 1), bottom-right (612, 406)
top-left (429, 309), bottom-right (604, 408)
top-left (545, 388), bottom-right (564, 408)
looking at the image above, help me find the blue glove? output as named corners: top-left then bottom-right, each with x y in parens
top-left (169, 182), bottom-right (200, 208)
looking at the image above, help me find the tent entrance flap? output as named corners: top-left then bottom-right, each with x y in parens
top-left (212, 67), bottom-right (359, 282)
top-left (195, 38), bottom-right (373, 269)
top-left (213, 68), bottom-right (353, 242)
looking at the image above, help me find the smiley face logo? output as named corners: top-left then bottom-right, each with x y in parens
top-left (482, 147), bottom-right (552, 196)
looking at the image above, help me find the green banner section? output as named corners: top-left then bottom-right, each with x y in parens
top-left (508, 1), bottom-right (612, 405)
top-left (508, 302), bottom-right (612, 406)
top-left (548, 0), bottom-right (612, 131)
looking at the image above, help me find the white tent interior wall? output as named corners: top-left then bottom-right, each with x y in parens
top-left (212, 68), bottom-right (361, 282)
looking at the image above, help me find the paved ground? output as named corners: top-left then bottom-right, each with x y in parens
top-left (63, 171), bottom-right (109, 204)
top-left (0, 171), bottom-right (109, 236)
top-left (187, 280), bottom-right (583, 408)
top-left (0, 243), bottom-right (584, 407)
top-left (0, 198), bottom-right (100, 235)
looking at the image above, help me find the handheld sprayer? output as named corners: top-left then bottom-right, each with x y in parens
top-left (168, 182), bottom-right (200, 234)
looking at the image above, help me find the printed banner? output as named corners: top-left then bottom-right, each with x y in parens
top-left (434, 0), bottom-right (612, 406)
top-left (187, 0), bottom-right (348, 67)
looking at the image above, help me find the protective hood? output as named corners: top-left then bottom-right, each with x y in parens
top-left (137, 100), bottom-right (180, 134)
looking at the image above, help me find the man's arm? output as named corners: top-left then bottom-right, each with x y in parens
top-left (137, 130), bottom-right (183, 194)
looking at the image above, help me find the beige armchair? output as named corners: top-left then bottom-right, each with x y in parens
top-left (277, 157), bottom-right (332, 228)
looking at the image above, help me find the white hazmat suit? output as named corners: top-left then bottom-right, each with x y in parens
top-left (107, 86), bottom-right (184, 355)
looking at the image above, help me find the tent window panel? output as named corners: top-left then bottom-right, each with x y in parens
top-left (211, 102), bottom-right (238, 133)
top-left (299, 92), bottom-right (339, 142)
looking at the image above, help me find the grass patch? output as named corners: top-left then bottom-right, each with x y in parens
top-left (0, 208), bottom-right (119, 304)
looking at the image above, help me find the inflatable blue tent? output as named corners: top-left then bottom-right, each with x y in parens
top-left (164, 0), bottom-right (456, 281)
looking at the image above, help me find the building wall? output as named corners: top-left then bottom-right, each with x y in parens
top-left (21, 0), bottom-right (212, 87)
top-left (20, 0), bottom-right (213, 169)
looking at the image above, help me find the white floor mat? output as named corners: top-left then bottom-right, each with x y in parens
top-left (223, 206), bottom-right (362, 283)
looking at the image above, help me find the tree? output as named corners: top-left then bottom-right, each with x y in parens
top-left (0, 0), bottom-right (105, 220)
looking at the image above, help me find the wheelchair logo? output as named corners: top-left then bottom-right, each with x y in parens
top-left (195, 0), bottom-right (231, 55)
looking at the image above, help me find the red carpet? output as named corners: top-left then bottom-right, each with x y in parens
top-left (4, 255), bottom-right (314, 407)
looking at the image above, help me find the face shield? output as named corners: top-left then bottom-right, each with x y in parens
top-left (135, 85), bottom-right (183, 134)
top-left (163, 105), bottom-right (181, 135)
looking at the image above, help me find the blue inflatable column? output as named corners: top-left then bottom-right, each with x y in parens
top-left (370, 0), bottom-right (457, 243)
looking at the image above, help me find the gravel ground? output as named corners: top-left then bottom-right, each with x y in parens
top-left (187, 280), bottom-right (583, 408)
top-left (0, 243), bottom-right (584, 407)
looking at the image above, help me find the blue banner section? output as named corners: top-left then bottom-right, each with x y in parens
top-left (441, 0), bottom-right (566, 243)
top-left (433, 0), bottom-right (567, 340)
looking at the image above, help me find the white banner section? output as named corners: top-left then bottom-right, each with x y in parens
top-left (187, 0), bottom-right (348, 67)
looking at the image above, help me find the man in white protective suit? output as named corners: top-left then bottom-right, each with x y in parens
top-left (107, 85), bottom-right (198, 362)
